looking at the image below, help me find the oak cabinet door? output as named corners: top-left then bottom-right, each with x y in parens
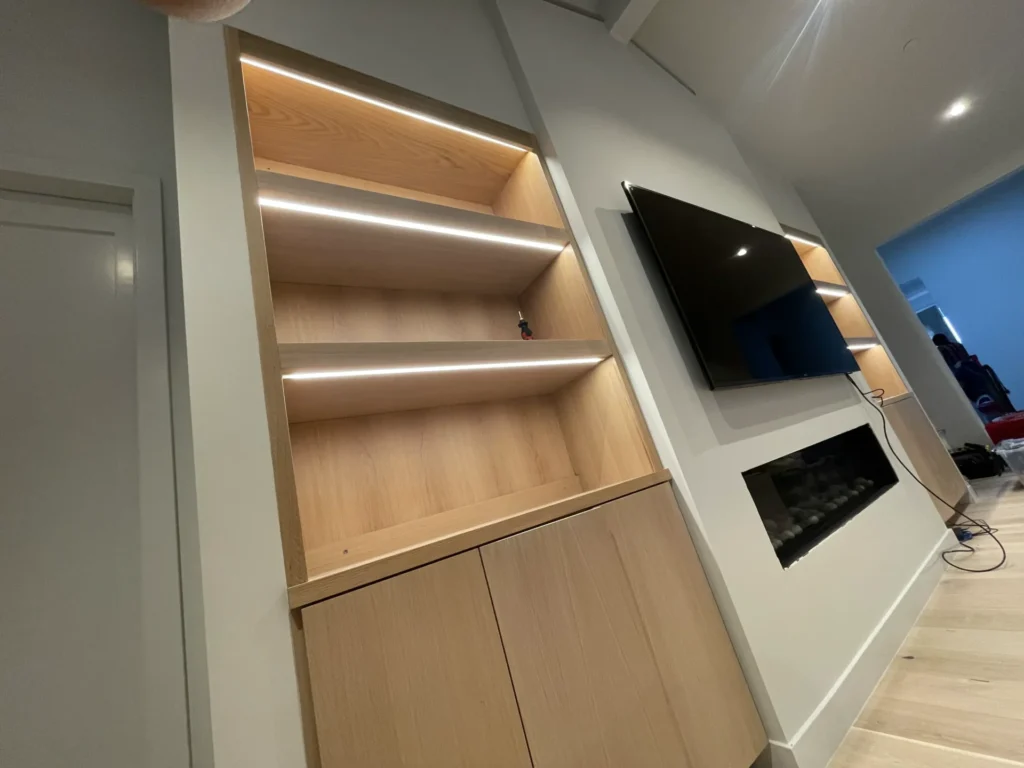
top-left (481, 482), bottom-right (766, 768)
top-left (302, 551), bottom-right (532, 768)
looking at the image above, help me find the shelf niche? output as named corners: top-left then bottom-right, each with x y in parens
top-left (236, 33), bottom-right (660, 603)
top-left (789, 237), bottom-right (910, 401)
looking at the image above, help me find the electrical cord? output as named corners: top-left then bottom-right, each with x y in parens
top-left (845, 373), bottom-right (1006, 573)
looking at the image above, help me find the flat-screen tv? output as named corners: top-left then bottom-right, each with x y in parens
top-left (623, 182), bottom-right (858, 389)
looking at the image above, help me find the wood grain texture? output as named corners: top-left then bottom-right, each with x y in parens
top-left (519, 246), bottom-right (607, 341)
top-left (884, 394), bottom-right (967, 523)
top-left (305, 477), bottom-right (581, 577)
top-left (290, 611), bottom-right (323, 768)
top-left (855, 345), bottom-right (909, 400)
top-left (224, 29), bottom-right (307, 585)
top-left (798, 243), bottom-right (846, 285)
top-left (492, 151), bottom-right (565, 227)
top-left (834, 477), bottom-right (1024, 767)
top-left (290, 395), bottom-right (576, 549)
top-left (831, 728), bottom-right (1024, 768)
top-left (830, 294), bottom-right (876, 339)
top-left (555, 358), bottom-right (655, 490)
top-left (257, 171), bottom-right (565, 294)
top-left (279, 340), bottom-right (609, 422)
top-left (481, 482), bottom-right (767, 768)
top-left (243, 61), bottom-right (526, 206)
top-left (302, 552), bottom-right (532, 768)
top-left (238, 31), bottom-right (537, 151)
top-left (272, 282), bottom-right (522, 343)
top-left (289, 470), bottom-right (672, 608)
top-left (255, 158), bottom-right (495, 215)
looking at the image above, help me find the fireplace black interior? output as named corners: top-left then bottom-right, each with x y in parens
top-left (743, 424), bottom-right (898, 567)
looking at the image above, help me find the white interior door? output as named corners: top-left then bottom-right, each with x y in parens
top-left (0, 189), bottom-right (186, 767)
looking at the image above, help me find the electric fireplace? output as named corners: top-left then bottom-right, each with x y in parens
top-left (743, 425), bottom-right (898, 567)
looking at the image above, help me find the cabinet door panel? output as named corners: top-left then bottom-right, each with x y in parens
top-left (481, 482), bottom-right (766, 768)
top-left (302, 551), bottom-right (532, 768)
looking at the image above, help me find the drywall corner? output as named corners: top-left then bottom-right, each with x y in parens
top-left (169, 18), bottom-right (306, 768)
top-left (772, 530), bottom-right (951, 768)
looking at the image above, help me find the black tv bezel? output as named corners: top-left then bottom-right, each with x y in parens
top-left (622, 181), bottom-right (858, 390)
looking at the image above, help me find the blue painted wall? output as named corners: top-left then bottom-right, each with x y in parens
top-left (878, 167), bottom-right (1024, 408)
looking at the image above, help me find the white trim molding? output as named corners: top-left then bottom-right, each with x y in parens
top-left (769, 530), bottom-right (955, 768)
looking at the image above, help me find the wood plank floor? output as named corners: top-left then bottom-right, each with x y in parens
top-left (830, 475), bottom-right (1024, 768)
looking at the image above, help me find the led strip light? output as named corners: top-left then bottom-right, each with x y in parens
top-left (259, 197), bottom-right (565, 252)
top-left (240, 56), bottom-right (528, 153)
top-left (283, 357), bottom-right (605, 381)
top-left (846, 342), bottom-right (879, 352)
top-left (784, 233), bottom-right (824, 248)
top-left (815, 285), bottom-right (850, 298)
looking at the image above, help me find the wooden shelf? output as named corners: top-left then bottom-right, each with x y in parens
top-left (846, 336), bottom-right (881, 348)
top-left (288, 469), bottom-right (673, 608)
top-left (258, 171), bottom-right (569, 294)
top-left (813, 280), bottom-right (850, 304)
top-left (242, 54), bottom-right (531, 207)
top-left (280, 339), bottom-right (611, 422)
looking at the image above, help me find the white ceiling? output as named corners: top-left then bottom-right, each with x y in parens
top-left (633, 0), bottom-right (1024, 244)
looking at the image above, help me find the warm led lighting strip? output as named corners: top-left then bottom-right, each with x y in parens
top-left (283, 357), bottom-right (605, 381)
top-left (260, 197), bottom-right (565, 252)
top-left (847, 342), bottom-right (879, 352)
top-left (784, 233), bottom-right (824, 248)
top-left (815, 286), bottom-right (850, 298)
top-left (240, 56), bottom-right (528, 153)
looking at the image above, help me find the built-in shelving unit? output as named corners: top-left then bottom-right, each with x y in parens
top-left (790, 234), bottom-right (909, 401)
top-left (232, 33), bottom-right (660, 606)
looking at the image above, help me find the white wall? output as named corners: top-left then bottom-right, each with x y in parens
top-left (1, 0), bottom-right (191, 765)
top-left (879, 168), bottom-right (1024, 417)
top-left (231, 0), bottom-right (530, 130)
top-left (490, 2), bottom-right (951, 763)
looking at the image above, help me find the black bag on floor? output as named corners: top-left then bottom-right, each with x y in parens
top-left (950, 443), bottom-right (1006, 479)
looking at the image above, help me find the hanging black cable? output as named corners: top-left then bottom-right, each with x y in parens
top-left (845, 373), bottom-right (1006, 573)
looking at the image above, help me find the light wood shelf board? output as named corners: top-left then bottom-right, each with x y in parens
top-left (255, 158), bottom-right (495, 216)
top-left (855, 344), bottom-right (908, 399)
top-left (519, 246), bottom-right (606, 341)
top-left (798, 244), bottom-right (847, 285)
top-left (290, 396), bottom-right (579, 549)
top-left (306, 478), bottom-right (582, 578)
top-left (258, 171), bottom-right (568, 293)
top-left (492, 152), bottom-right (565, 228)
top-left (271, 282), bottom-right (524, 344)
top-left (242, 56), bottom-right (528, 206)
top-left (556, 359), bottom-right (656, 490)
top-left (288, 470), bottom-right (673, 608)
top-left (813, 280), bottom-right (851, 304)
top-left (280, 339), bottom-right (610, 421)
top-left (830, 294), bottom-right (876, 338)
top-left (238, 31), bottom-right (536, 150)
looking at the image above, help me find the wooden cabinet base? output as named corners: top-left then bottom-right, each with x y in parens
top-left (302, 551), bottom-right (531, 768)
top-left (481, 483), bottom-right (767, 768)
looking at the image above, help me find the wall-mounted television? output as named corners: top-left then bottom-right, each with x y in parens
top-left (623, 182), bottom-right (858, 389)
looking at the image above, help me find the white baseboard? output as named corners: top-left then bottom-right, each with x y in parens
top-left (766, 530), bottom-right (955, 768)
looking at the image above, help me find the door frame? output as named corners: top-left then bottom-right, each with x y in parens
top-left (0, 153), bottom-right (191, 767)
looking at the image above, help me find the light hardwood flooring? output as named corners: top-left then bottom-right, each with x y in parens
top-left (830, 475), bottom-right (1024, 767)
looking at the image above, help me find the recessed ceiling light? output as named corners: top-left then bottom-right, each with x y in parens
top-left (943, 98), bottom-right (971, 120)
top-left (282, 357), bottom-right (605, 381)
top-left (736, 247), bottom-right (749, 257)
top-left (259, 197), bottom-right (566, 252)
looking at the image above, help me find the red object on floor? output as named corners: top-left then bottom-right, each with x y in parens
top-left (986, 412), bottom-right (1024, 444)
